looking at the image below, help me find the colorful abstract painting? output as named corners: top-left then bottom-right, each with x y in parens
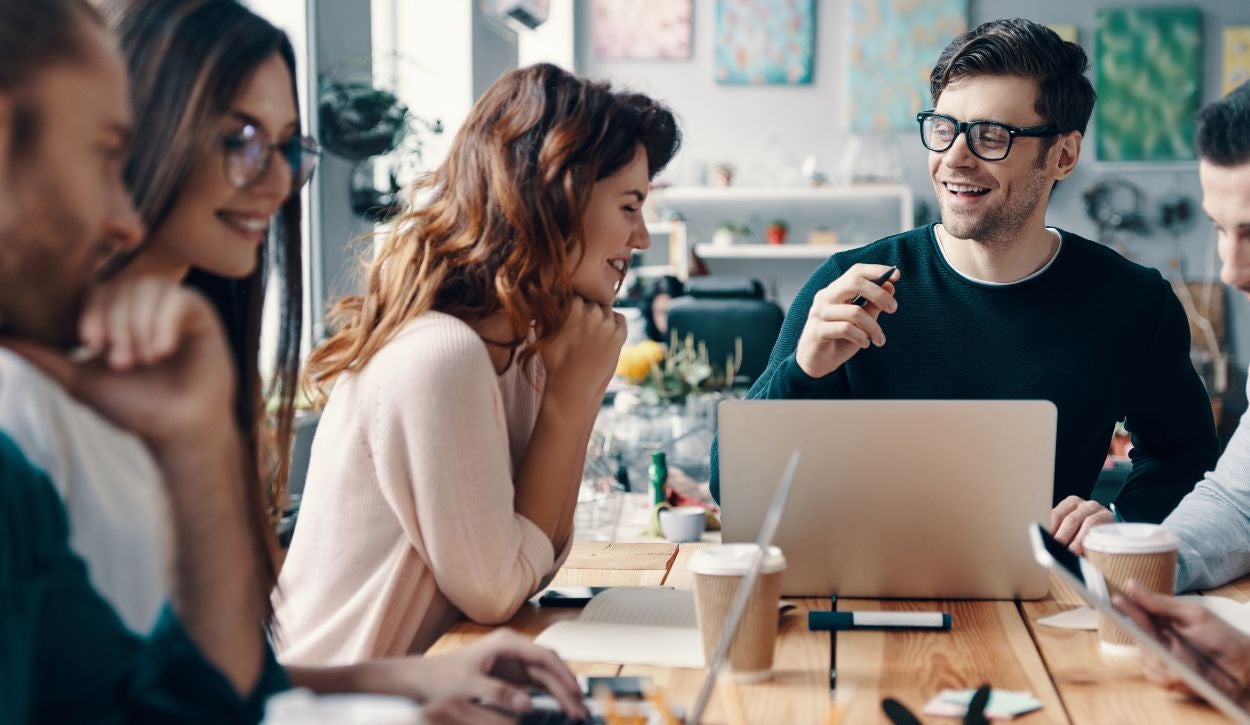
top-left (1225, 26), bottom-right (1250, 96)
top-left (591, 0), bottom-right (692, 61)
top-left (714, 0), bottom-right (815, 85)
top-left (1095, 8), bottom-right (1202, 162)
top-left (849, 0), bottom-right (968, 132)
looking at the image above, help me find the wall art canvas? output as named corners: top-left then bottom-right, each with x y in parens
top-left (1047, 23), bottom-right (1078, 44)
top-left (1095, 8), bottom-right (1202, 162)
top-left (714, 0), bottom-right (815, 85)
top-left (848, 0), bottom-right (968, 132)
top-left (591, 0), bottom-right (692, 61)
top-left (1225, 26), bottom-right (1250, 96)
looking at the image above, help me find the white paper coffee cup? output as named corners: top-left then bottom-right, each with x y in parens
top-left (1083, 523), bottom-right (1179, 657)
top-left (689, 544), bottom-right (786, 682)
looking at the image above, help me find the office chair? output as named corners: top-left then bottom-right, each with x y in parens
top-left (666, 277), bottom-right (784, 383)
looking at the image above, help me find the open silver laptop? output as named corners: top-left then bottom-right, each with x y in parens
top-left (718, 400), bottom-right (1055, 600)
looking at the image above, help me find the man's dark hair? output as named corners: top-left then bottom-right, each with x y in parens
top-left (1196, 80), bottom-right (1250, 167)
top-left (930, 18), bottom-right (1097, 138)
top-left (0, 0), bottom-right (103, 153)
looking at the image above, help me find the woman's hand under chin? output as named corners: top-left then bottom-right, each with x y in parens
top-left (540, 296), bottom-right (626, 414)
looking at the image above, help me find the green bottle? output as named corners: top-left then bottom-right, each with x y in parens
top-left (649, 451), bottom-right (668, 506)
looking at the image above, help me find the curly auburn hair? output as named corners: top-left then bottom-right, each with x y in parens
top-left (305, 63), bottom-right (680, 399)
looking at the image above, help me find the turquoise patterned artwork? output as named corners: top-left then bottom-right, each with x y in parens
top-left (715, 0), bottom-right (815, 85)
top-left (1095, 8), bottom-right (1202, 162)
top-left (849, 0), bottom-right (968, 132)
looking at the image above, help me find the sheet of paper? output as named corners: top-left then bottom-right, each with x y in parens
top-left (535, 621), bottom-right (705, 668)
top-left (1037, 597), bottom-right (1250, 635)
top-left (922, 688), bottom-right (1042, 720)
top-left (579, 587), bottom-right (698, 629)
top-left (1036, 606), bottom-right (1096, 630)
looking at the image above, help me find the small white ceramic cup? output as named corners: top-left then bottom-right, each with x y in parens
top-left (659, 505), bottom-right (706, 543)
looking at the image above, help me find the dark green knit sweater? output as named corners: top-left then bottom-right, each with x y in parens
top-left (0, 430), bottom-right (288, 723)
top-left (711, 224), bottom-right (1219, 523)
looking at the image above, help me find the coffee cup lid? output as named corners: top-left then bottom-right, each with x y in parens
top-left (688, 543), bottom-right (786, 576)
top-left (1083, 523), bottom-right (1179, 555)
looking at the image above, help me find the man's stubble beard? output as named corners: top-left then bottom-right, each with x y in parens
top-left (0, 167), bottom-right (93, 347)
top-left (940, 151), bottom-right (1053, 253)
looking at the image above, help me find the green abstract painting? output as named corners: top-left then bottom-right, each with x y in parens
top-left (1095, 8), bottom-right (1202, 162)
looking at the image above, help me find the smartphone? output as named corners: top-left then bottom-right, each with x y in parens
top-left (1029, 523), bottom-right (1250, 724)
top-left (535, 586), bottom-right (610, 607)
top-left (581, 675), bottom-right (650, 700)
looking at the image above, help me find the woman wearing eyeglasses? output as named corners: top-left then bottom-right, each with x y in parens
top-left (103, 0), bottom-right (314, 539)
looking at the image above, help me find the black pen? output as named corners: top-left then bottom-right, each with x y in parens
top-left (850, 265), bottom-right (898, 307)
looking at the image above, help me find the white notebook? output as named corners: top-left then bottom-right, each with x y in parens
top-left (533, 587), bottom-right (705, 669)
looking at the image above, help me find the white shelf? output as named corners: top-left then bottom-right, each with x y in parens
top-left (654, 184), bottom-right (912, 201)
top-left (694, 243), bottom-right (862, 259)
top-left (651, 185), bottom-right (913, 238)
top-left (647, 186), bottom-right (910, 307)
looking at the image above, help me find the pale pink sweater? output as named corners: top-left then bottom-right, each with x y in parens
top-left (274, 311), bottom-right (569, 665)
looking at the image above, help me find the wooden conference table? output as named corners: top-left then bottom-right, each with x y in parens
top-left (427, 541), bottom-right (1250, 724)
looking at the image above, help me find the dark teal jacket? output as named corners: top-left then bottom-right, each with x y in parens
top-left (0, 430), bottom-right (289, 723)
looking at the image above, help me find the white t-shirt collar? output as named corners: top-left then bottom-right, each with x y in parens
top-left (933, 225), bottom-right (1063, 287)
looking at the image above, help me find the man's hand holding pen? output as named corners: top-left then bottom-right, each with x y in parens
top-left (795, 264), bottom-right (900, 379)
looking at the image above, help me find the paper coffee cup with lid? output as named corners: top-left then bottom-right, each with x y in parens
top-left (1082, 523), bottom-right (1179, 656)
top-left (688, 544), bottom-right (787, 682)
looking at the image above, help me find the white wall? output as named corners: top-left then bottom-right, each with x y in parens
top-left (577, 0), bottom-right (848, 189)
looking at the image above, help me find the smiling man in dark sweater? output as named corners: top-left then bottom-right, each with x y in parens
top-left (714, 18), bottom-right (1218, 550)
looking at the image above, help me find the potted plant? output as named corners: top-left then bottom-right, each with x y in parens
top-left (711, 221), bottom-right (750, 247)
top-left (766, 219), bottom-right (788, 245)
top-left (318, 77), bottom-right (408, 160)
top-left (318, 74), bottom-right (442, 222)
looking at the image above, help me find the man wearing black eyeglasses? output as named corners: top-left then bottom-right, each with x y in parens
top-left (718, 18), bottom-right (1217, 550)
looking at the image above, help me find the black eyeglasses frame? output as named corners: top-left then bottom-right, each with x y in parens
top-left (220, 123), bottom-right (321, 193)
top-left (916, 110), bottom-right (1061, 162)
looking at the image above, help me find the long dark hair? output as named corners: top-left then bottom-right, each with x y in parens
top-left (101, 0), bottom-right (305, 615)
top-left (306, 63), bottom-right (680, 399)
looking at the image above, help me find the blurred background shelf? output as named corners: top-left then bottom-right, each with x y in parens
top-left (693, 243), bottom-right (859, 259)
top-left (646, 185), bottom-right (912, 305)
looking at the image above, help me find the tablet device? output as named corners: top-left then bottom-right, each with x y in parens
top-left (1029, 523), bottom-right (1250, 724)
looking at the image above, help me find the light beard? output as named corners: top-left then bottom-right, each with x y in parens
top-left (940, 167), bottom-right (1050, 252)
top-left (0, 173), bottom-right (93, 348)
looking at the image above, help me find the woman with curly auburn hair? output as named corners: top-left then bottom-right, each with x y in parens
top-left (275, 63), bottom-right (681, 663)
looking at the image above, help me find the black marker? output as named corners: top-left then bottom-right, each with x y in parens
top-left (808, 610), bottom-right (951, 631)
top-left (849, 265), bottom-right (898, 307)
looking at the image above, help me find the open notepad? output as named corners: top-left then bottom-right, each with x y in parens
top-left (533, 587), bottom-right (705, 669)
